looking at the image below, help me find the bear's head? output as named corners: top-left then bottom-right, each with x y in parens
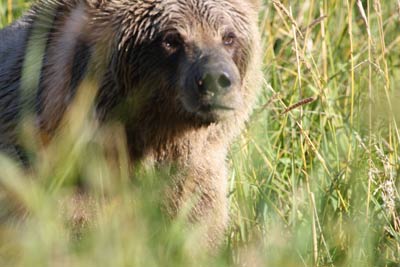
top-left (106, 0), bottom-right (260, 123)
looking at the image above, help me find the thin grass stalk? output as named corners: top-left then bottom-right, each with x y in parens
top-left (398, 0), bottom-right (400, 21)
top-left (366, 0), bottom-right (373, 220)
top-left (346, 0), bottom-right (355, 127)
top-left (7, 0), bottom-right (12, 23)
top-left (345, 0), bottom-right (355, 190)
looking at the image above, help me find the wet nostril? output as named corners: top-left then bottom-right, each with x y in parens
top-left (218, 73), bottom-right (231, 89)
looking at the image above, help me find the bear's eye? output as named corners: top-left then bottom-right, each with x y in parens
top-left (222, 32), bottom-right (236, 47)
top-left (162, 32), bottom-right (183, 53)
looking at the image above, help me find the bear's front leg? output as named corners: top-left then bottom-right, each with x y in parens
top-left (166, 145), bottom-right (230, 249)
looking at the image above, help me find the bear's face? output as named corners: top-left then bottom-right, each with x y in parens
top-left (110, 0), bottom-right (256, 123)
top-left (160, 22), bottom-right (243, 123)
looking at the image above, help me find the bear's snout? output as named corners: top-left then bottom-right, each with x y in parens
top-left (180, 51), bottom-right (241, 122)
top-left (196, 63), bottom-right (235, 95)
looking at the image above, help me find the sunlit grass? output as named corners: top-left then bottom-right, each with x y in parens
top-left (1, 0), bottom-right (400, 266)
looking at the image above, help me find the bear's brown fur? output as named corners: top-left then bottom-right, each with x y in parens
top-left (0, 0), bottom-right (262, 248)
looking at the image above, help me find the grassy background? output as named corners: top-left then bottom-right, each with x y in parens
top-left (1, 0), bottom-right (400, 266)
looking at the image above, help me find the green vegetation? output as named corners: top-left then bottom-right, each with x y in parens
top-left (1, 0), bottom-right (400, 266)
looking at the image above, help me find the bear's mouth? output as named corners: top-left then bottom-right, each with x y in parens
top-left (197, 92), bottom-right (236, 111)
top-left (198, 102), bottom-right (235, 112)
top-left (178, 83), bottom-right (240, 123)
top-left (193, 101), bottom-right (235, 123)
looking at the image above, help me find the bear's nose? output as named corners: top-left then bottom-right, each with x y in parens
top-left (197, 71), bottom-right (232, 94)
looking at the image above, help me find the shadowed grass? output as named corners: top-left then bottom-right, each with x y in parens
top-left (1, 0), bottom-right (400, 266)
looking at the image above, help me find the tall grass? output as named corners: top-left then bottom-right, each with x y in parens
top-left (1, 0), bottom-right (400, 266)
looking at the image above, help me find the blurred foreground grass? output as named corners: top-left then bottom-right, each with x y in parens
top-left (1, 0), bottom-right (400, 266)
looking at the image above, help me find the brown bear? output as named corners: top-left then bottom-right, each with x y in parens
top-left (0, 0), bottom-right (262, 247)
